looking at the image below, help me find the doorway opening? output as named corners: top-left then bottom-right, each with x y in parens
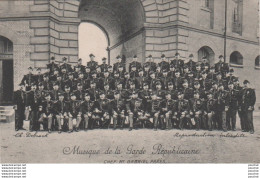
top-left (78, 22), bottom-right (109, 65)
top-left (198, 46), bottom-right (215, 65)
top-left (0, 35), bottom-right (13, 105)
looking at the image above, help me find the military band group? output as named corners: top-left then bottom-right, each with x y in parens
top-left (14, 53), bottom-right (256, 134)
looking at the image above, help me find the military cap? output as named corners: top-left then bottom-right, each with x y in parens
top-left (104, 69), bottom-right (109, 73)
top-left (19, 83), bottom-right (25, 86)
top-left (194, 91), bottom-right (200, 95)
top-left (175, 52), bottom-right (180, 56)
top-left (38, 82), bottom-right (43, 86)
top-left (116, 55), bottom-right (121, 59)
top-left (216, 72), bottom-right (222, 76)
top-left (70, 92), bottom-right (76, 97)
top-left (114, 91), bottom-right (120, 95)
top-left (53, 82), bottom-right (59, 86)
top-left (218, 83), bottom-right (224, 87)
top-left (45, 93), bottom-right (51, 97)
top-left (78, 71), bottom-right (83, 75)
top-left (170, 64), bottom-right (175, 68)
top-left (194, 81), bottom-right (200, 85)
top-left (90, 81), bottom-right (96, 84)
top-left (89, 54), bottom-right (95, 57)
top-left (51, 56), bottom-right (55, 60)
top-left (196, 63), bottom-right (201, 66)
top-left (61, 66), bottom-right (67, 70)
top-left (62, 57), bottom-right (67, 61)
top-left (189, 54), bottom-right (194, 58)
top-left (148, 54), bottom-right (152, 58)
top-left (143, 82), bottom-right (149, 86)
top-left (243, 80), bottom-right (250, 84)
top-left (131, 90), bottom-right (138, 95)
top-left (133, 55), bottom-right (137, 58)
top-left (182, 79), bottom-right (188, 84)
top-left (84, 93), bottom-right (90, 97)
top-left (118, 64), bottom-right (123, 68)
top-left (85, 66), bottom-right (90, 69)
top-left (28, 66), bottom-right (33, 70)
top-left (78, 58), bottom-right (82, 61)
top-left (202, 56), bottom-right (207, 60)
top-left (228, 81), bottom-right (234, 85)
top-left (144, 63), bottom-right (149, 68)
top-left (114, 71), bottom-right (119, 75)
top-left (168, 82), bottom-right (173, 86)
top-left (156, 81), bottom-right (161, 85)
top-left (165, 91), bottom-right (172, 96)
top-left (175, 69), bottom-right (180, 73)
top-left (229, 68), bottom-right (234, 73)
top-left (31, 82), bottom-right (37, 86)
top-left (219, 55), bottom-right (224, 58)
top-left (183, 65), bottom-right (189, 69)
top-left (108, 65), bottom-right (113, 69)
top-left (43, 74), bottom-right (49, 77)
top-left (129, 80), bottom-right (135, 85)
top-left (149, 71), bottom-right (155, 75)
top-left (207, 91), bottom-right (213, 95)
top-left (162, 69), bottom-right (168, 73)
top-left (124, 72), bottom-right (129, 75)
top-left (151, 91), bottom-right (158, 96)
top-left (102, 57), bottom-right (107, 61)
top-left (91, 71), bottom-right (97, 75)
top-left (132, 64), bottom-right (136, 68)
top-left (210, 66), bottom-right (215, 69)
top-left (188, 71), bottom-right (193, 75)
top-left (161, 54), bottom-right (166, 58)
top-left (68, 72), bottom-right (73, 76)
top-left (64, 85), bottom-right (70, 89)
top-left (77, 83), bottom-right (82, 87)
top-left (177, 91), bottom-right (183, 95)
top-left (201, 71), bottom-right (207, 75)
top-left (36, 68), bottom-right (41, 71)
top-left (233, 77), bottom-right (239, 82)
top-left (212, 81), bottom-right (218, 85)
top-left (138, 69), bottom-right (143, 73)
top-left (58, 92), bottom-right (64, 96)
top-left (99, 91), bottom-right (105, 95)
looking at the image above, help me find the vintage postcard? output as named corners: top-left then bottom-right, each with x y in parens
top-left (0, 0), bottom-right (259, 164)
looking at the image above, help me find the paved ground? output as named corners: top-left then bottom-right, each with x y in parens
top-left (1, 117), bottom-right (260, 163)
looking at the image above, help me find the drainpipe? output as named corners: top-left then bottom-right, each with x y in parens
top-left (224, 0), bottom-right (227, 62)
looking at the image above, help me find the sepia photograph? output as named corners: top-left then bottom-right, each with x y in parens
top-left (0, 0), bottom-right (259, 164)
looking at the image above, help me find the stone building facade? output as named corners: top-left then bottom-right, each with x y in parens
top-left (0, 0), bottom-right (259, 104)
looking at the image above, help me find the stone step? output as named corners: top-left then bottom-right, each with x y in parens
top-left (0, 106), bottom-right (15, 123)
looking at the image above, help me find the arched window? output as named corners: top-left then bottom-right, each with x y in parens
top-left (230, 51), bottom-right (243, 67)
top-left (198, 46), bottom-right (215, 65)
top-left (255, 55), bottom-right (260, 69)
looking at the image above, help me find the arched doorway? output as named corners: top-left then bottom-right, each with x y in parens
top-left (230, 51), bottom-right (243, 66)
top-left (78, 22), bottom-right (109, 65)
top-left (78, 0), bottom-right (145, 64)
top-left (0, 36), bottom-right (13, 105)
top-left (198, 46), bottom-right (215, 65)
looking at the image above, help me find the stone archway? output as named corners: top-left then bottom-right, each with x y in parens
top-left (198, 46), bottom-right (215, 65)
top-left (78, 0), bottom-right (147, 64)
top-left (0, 36), bottom-right (14, 104)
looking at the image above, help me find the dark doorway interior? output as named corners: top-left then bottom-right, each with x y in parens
top-left (0, 60), bottom-right (13, 105)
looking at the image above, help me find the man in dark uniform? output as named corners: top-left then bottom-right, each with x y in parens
top-left (60, 57), bottom-right (73, 72)
top-left (190, 92), bottom-right (204, 130)
top-left (171, 53), bottom-right (184, 73)
top-left (186, 54), bottom-right (197, 72)
top-left (186, 71), bottom-right (195, 89)
top-left (49, 68), bottom-right (60, 82)
top-left (27, 83), bottom-right (41, 131)
top-left (144, 54), bottom-right (157, 72)
top-left (168, 64), bottom-right (176, 79)
top-left (103, 83), bottom-right (114, 100)
top-left (87, 81), bottom-right (100, 101)
top-left (215, 55), bottom-right (229, 77)
top-left (201, 57), bottom-right (210, 72)
top-left (215, 83), bottom-right (230, 131)
top-left (147, 92), bottom-right (162, 131)
top-left (113, 55), bottom-right (126, 73)
top-left (87, 54), bottom-right (98, 72)
top-left (100, 57), bottom-right (109, 72)
top-left (68, 92), bottom-right (82, 132)
top-left (136, 69), bottom-right (146, 89)
top-left (63, 85), bottom-right (72, 102)
top-left (42, 74), bottom-right (53, 91)
top-left (160, 69), bottom-right (171, 90)
top-left (118, 65), bottom-right (125, 79)
top-left (34, 68), bottom-right (44, 86)
top-left (100, 70), bottom-right (113, 90)
top-left (74, 83), bottom-right (85, 101)
top-left (129, 55), bottom-right (141, 72)
top-left (200, 71), bottom-right (212, 91)
top-left (167, 82), bottom-right (178, 100)
top-left (21, 67), bottom-right (35, 91)
top-left (66, 72), bottom-right (77, 91)
top-left (241, 80), bottom-right (256, 134)
top-left (204, 92), bottom-right (216, 131)
top-left (84, 66), bottom-right (92, 80)
top-left (74, 58), bottom-right (85, 73)
top-left (172, 69), bottom-right (183, 91)
top-left (53, 93), bottom-right (68, 133)
top-left (176, 91), bottom-right (191, 130)
top-left (182, 79), bottom-right (194, 100)
top-left (130, 65), bottom-right (139, 79)
top-left (111, 91), bottom-right (127, 130)
top-left (207, 66), bottom-right (217, 81)
top-left (38, 93), bottom-right (54, 133)
top-left (161, 92), bottom-right (177, 130)
top-left (194, 63), bottom-right (202, 80)
top-left (13, 84), bottom-right (26, 131)
top-left (159, 54), bottom-right (170, 71)
top-left (226, 82), bottom-right (239, 131)
top-left (50, 82), bottom-right (61, 102)
top-left (225, 69), bottom-right (236, 84)
top-left (233, 78), bottom-right (244, 131)
top-left (47, 56), bottom-right (59, 75)
top-left (75, 71), bottom-right (86, 90)
top-left (81, 93), bottom-right (95, 131)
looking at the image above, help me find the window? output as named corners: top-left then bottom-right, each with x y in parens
top-left (232, 0), bottom-right (243, 35)
top-left (230, 51), bottom-right (243, 67)
top-left (205, 0), bottom-right (210, 8)
top-left (255, 56), bottom-right (260, 69)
